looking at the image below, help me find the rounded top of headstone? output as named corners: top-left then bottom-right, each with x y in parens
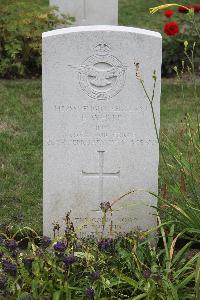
top-left (42, 25), bottom-right (162, 39)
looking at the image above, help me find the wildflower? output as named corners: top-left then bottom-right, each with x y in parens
top-left (0, 275), bottom-right (7, 289)
top-left (143, 269), bottom-right (151, 278)
top-left (41, 236), bottom-right (52, 248)
top-left (23, 257), bottom-right (34, 269)
top-left (53, 241), bottom-right (66, 252)
top-left (63, 255), bottom-right (76, 266)
top-left (90, 271), bottom-right (100, 280)
top-left (193, 5), bottom-right (200, 13)
top-left (5, 239), bottom-right (17, 251)
top-left (11, 250), bottom-right (18, 258)
top-left (152, 272), bottom-right (162, 281)
top-left (84, 288), bottom-right (94, 300)
top-left (164, 10), bottom-right (174, 18)
top-left (164, 21), bottom-right (179, 36)
top-left (178, 5), bottom-right (200, 13)
top-left (98, 239), bottom-right (114, 253)
top-left (2, 259), bottom-right (17, 276)
top-left (100, 202), bottom-right (111, 213)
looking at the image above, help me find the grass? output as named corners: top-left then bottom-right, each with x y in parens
top-left (0, 79), bottom-right (199, 233)
top-left (0, 80), bottom-right (42, 232)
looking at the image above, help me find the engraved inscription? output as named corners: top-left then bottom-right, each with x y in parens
top-left (82, 151), bottom-right (120, 203)
top-left (78, 43), bottom-right (126, 100)
top-left (46, 102), bottom-right (158, 147)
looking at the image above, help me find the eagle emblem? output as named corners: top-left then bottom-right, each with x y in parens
top-left (78, 43), bottom-right (126, 100)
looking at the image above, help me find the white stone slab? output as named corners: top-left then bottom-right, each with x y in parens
top-left (43, 26), bottom-right (162, 237)
top-left (50, 0), bottom-right (118, 26)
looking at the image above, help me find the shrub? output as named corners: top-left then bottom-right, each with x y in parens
top-left (0, 1), bottom-right (73, 78)
top-left (161, 7), bottom-right (200, 77)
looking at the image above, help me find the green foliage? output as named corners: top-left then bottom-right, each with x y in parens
top-left (0, 1), bottom-right (73, 78)
top-left (159, 114), bottom-right (200, 239)
top-left (158, 28), bottom-right (200, 238)
top-left (0, 222), bottom-right (199, 299)
top-left (162, 9), bottom-right (200, 77)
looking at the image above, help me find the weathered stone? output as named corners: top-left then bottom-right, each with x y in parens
top-left (43, 26), bottom-right (162, 237)
top-left (50, 0), bottom-right (118, 25)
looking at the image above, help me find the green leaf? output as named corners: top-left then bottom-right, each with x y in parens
top-left (53, 291), bottom-right (61, 300)
top-left (129, 293), bottom-right (147, 300)
top-left (195, 253), bottom-right (200, 299)
top-left (172, 242), bottom-right (193, 266)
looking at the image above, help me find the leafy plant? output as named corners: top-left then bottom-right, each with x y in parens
top-left (0, 1), bottom-right (73, 78)
top-left (0, 221), bottom-right (199, 299)
top-left (149, 3), bottom-right (200, 239)
top-left (158, 6), bottom-right (200, 76)
top-left (114, 221), bottom-right (199, 300)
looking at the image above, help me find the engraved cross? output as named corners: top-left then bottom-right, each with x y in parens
top-left (82, 151), bottom-right (120, 203)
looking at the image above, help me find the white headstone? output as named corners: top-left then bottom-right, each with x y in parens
top-left (43, 26), bottom-right (162, 237)
top-left (50, 0), bottom-right (118, 26)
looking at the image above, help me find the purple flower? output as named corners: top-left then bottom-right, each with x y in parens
top-left (143, 269), bottom-right (151, 278)
top-left (152, 272), bottom-right (162, 281)
top-left (63, 255), bottom-right (76, 266)
top-left (11, 250), bottom-right (18, 258)
top-left (23, 257), bottom-right (34, 269)
top-left (84, 288), bottom-right (94, 300)
top-left (0, 275), bottom-right (7, 289)
top-left (98, 239), bottom-right (114, 253)
top-left (5, 239), bottom-right (17, 251)
top-left (41, 236), bottom-right (52, 248)
top-left (90, 271), bottom-right (100, 281)
top-left (53, 241), bottom-right (66, 252)
top-left (2, 259), bottom-right (17, 276)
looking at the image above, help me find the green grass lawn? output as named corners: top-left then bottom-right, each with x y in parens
top-left (0, 79), bottom-right (199, 233)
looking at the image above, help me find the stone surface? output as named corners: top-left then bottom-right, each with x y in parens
top-left (50, 0), bottom-right (118, 26)
top-left (43, 26), bottom-right (162, 237)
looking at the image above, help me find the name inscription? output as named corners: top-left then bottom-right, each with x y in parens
top-left (46, 103), bottom-right (157, 147)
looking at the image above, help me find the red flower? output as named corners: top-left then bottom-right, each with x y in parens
top-left (193, 6), bottom-right (200, 13)
top-left (178, 5), bottom-right (190, 13)
top-left (178, 5), bottom-right (200, 13)
top-left (164, 21), bottom-right (179, 36)
top-left (164, 10), bottom-right (174, 18)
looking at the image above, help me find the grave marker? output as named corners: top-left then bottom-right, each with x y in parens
top-left (43, 26), bottom-right (162, 237)
top-left (49, 0), bottom-right (118, 26)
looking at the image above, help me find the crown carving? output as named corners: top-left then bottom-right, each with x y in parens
top-left (94, 43), bottom-right (111, 56)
